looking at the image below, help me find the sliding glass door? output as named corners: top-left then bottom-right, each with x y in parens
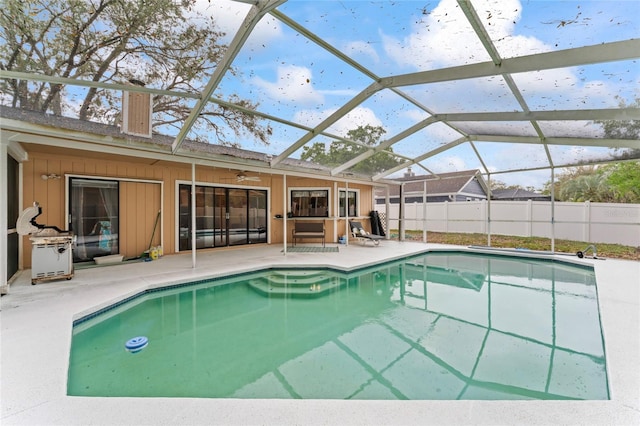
top-left (70, 178), bottom-right (119, 262)
top-left (179, 185), bottom-right (267, 250)
top-left (213, 188), bottom-right (228, 247)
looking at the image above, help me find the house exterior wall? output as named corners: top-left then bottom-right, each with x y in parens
top-left (18, 145), bottom-right (374, 268)
top-left (461, 178), bottom-right (486, 198)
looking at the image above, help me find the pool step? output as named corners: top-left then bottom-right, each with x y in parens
top-left (248, 272), bottom-right (346, 298)
top-left (258, 271), bottom-right (337, 287)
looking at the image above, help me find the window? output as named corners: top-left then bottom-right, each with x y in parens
top-left (339, 189), bottom-right (358, 217)
top-left (290, 189), bottom-right (329, 217)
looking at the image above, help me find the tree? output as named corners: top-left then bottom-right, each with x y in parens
top-left (300, 125), bottom-right (403, 175)
top-left (594, 97), bottom-right (640, 159)
top-left (490, 180), bottom-right (537, 192)
top-left (544, 163), bottom-right (640, 203)
top-left (543, 166), bottom-right (602, 201)
top-left (557, 173), bottom-right (614, 202)
top-left (0, 0), bottom-right (271, 147)
top-left (602, 162), bottom-right (640, 203)
top-left (594, 97), bottom-right (640, 140)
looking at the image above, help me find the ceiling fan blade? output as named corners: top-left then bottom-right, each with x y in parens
top-left (236, 172), bottom-right (261, 182)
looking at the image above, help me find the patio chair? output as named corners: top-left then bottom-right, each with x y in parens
top-left (349, 221), bottom-right (384, 246)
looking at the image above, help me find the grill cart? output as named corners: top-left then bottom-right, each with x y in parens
top-left (17, 202), bottom-right (75, 285)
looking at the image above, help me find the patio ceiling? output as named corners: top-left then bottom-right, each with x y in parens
top-left (2, 0), bottom-right (639, 186)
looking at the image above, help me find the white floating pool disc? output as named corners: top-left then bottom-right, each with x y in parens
top-left (125, 336), bottom-right (148, 353)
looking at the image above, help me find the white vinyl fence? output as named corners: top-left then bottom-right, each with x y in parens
top-left (379, 200), bottom-right (640, 247)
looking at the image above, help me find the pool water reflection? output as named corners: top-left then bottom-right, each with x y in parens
top-left (68, 252), bottom-right (608, 400)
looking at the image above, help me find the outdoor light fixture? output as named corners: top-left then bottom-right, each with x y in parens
top-left (41, 173), bottom-right (61, 180)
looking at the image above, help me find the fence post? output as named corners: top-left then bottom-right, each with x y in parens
top-left (527, 199), bottom-right (533, 237)
top-left (551, 168), bottom-right (555, 252)
top-left (444, 200), bottom-right (449, 233)
top-left (399, 183), bottom-right (405, 241)
top-left (487, 174), bottom-right (492, 247)
top-left (422, 181), bottom-right (427, 243)
top-left (585, 201), bottom-right (591, 242)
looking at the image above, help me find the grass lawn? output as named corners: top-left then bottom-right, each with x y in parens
top-left (391, 231), bottom-right (640, 261)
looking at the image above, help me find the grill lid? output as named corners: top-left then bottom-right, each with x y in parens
top-left (16, 202), bottom-right (41, 236)
top-left (16, 201), bottom-right (70, 236)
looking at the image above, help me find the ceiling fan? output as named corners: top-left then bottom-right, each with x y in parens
top-left (236, 171), bottom-right (261, 182)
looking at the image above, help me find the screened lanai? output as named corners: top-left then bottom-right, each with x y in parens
top-left (2, 4), bottom-right (640, 422)
top-left (1, 0), bottom-right (639, 187)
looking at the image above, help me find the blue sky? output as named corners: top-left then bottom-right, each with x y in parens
top-left (186, 1), bottom-right (639, 187)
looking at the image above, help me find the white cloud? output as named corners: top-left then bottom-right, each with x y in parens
top-left (382, 0), bottom-right (573, 96)
top-left (381, 0), bottom-right (632, 114)
top-left (403, 108), bottom-right (431, 123)
top-left (293, 106), bottom-right (383, 137)
top-left (428, 156), bottom-right (468, 173)
top-left (253, 65), bottom-right (324, 105)
top-left (383, 0), bottom-right (530, 69)
top-left (318, 89), bottom-right (360, 97)
top-left (343, 40), bottom-right (379, 64)
top-left (330, 107), bottom-right (383, 136)
top-left (495, 169), bottom-right (551, 190)
top-left (190, 0), bottom-right (282, 50)
top-left (292, 108), bottom-right (328, 129)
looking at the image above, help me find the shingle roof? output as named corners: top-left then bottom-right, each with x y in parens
top-left (0, 105), bottom-right (332, 174)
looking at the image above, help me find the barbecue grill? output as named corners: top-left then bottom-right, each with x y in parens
top-left (17, 202), bottom-right (75, 285)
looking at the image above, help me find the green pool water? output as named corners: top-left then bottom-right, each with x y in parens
top-left (67, 252), bottom-right (609, 400)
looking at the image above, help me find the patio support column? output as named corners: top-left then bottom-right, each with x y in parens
top-left (0, 140), bottom-right (7, 288)
top-left (283, 174), bottom-right (287, 255)
top-left (345, 181), bottom-right (349, 246)
top-left (191, 163), bottom-right (196, 268)
top-left (487, 174), bottom-right (492, 247)
top-left (551, 167), bottom-right (556, 252)
top-left (333, 181), bottom-right (339, 244)
top-left (422, 180), bottom-right (427, 243)
top-left (385, 186), bottom-right (390, 240)
top-left (399, 183), bottom-right (405, 241)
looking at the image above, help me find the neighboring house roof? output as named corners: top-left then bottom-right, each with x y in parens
top-left (375, 169), bottom-right (488, 198)
top-left (491, 188), bottom-right (550, 200)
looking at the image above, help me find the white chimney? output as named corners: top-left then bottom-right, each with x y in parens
top-left (122, 80), bottom-right (152, 138)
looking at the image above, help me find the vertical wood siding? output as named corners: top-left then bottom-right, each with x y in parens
top-left (120, 181), bottom-right (161, 258)
top-left (19, 147), bottom-right (375, 267)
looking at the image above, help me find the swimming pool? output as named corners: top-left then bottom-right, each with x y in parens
top-left (67, 252), bottom-right (609, 400)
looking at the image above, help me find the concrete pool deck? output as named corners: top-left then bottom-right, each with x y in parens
top-left (1, 241), bottom-right (639, 425)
